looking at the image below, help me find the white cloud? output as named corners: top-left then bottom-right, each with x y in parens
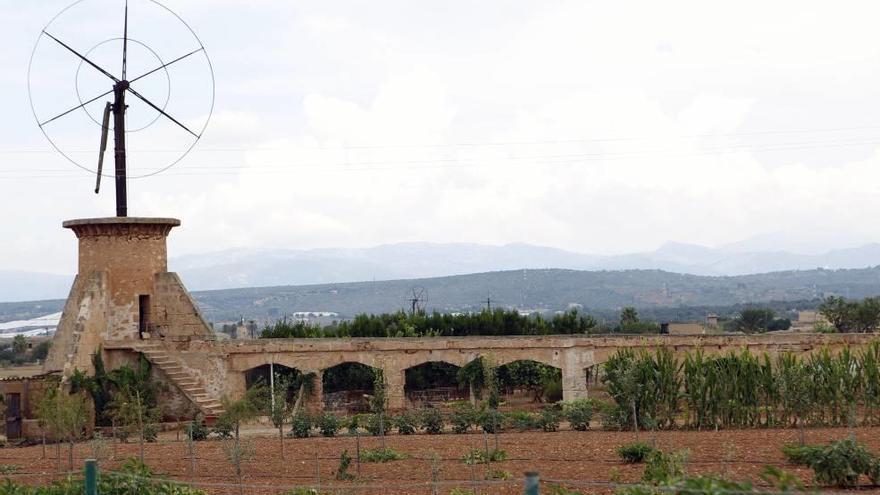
top-left (2, 0), bottom-right (880, 274)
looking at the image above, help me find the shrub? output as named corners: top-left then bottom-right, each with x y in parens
top-left (317, 413), bottom-right (340, 437)
top-left (783, 438), bottom-right (876, 487)
top-left (462, 448), bottom-right (507, 465)
top-left (142, 423), bottom-right (159, 443)
top-left (187, 415), bottom-right (208, 441)
top-left (617, 442), bottom-right (656, 464)
top-left (290, 415), bottom-right (311, 439)
top-left (537, 407), bottom-right (561, 432)
top-left (345, 414), bottom-right (365, 435)
top-left (211, 415), bottom-right (234, 439)
top-left (335, 450), bottom-right (355, 480)
top-left (562, 399), bottom-right (595, 431)
top-left (361, 447), bottom-right (407, 463)
top-left (487, 469), bottom-right (512, 480)
top-left (364, 413), bottom-right (387, 436)
top-left (420, 408), bottom-right (445, 434)
top-left (543, 377), bottom-right (563, 402)
top-left (450, 405), bottom-right (477, 434)
top-left (507, 411), bottom-right (537, 432)
top-left (643, 449), bottom-right (688, 484)
top-left (393, 412), bottom-right (417, 435)
top-left (478, 409), bottom-right (504, 434)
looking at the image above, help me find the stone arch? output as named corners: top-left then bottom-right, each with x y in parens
top-left (321, 361), bottom-right (381, 413)
top-left (404, 361), bottom-right (466, 405)
top-left (496, 359), bottom-right (563, 403)
top-left (244, 363), bottom-right (303, 390)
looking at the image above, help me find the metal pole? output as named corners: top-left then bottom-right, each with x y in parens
top-left (84, 459), bottom-right (98, 495)
top-left (524, 471), bottom-right (539, 495)
top-left (270, 360), bottom-right (275, 412)
top-left (112, 81), bottom-right (128, 217)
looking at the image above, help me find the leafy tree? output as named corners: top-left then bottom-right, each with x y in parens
top-left (819, 296), bottom-right (880, 333)
top-left (731, 308), bottom-right (775, 333)
top-left (369, 369), bottom-right (388, 447)
top-left (11, 335), bottom-right (27, 356)
top-left (457, 357), bottom-right (486, 405)
top-left (36, 387), bottom-right (91, 471)
top-left (106, 387), bottom-right (159, 462)
top-left (218, 390), bottom-right (263, 494)
top-left (264, 376), bottom-right (292, 459)
top-left (620, 307), bottom-right (640, 327)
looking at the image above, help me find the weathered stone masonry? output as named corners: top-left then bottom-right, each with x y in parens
top-left (44, 217), bottom-right (880, 421)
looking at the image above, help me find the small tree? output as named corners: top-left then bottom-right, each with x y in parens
top-left (36, 387), bottom-right (91, 471)
top-left (457, 357), bottom-right (486, 406)
top-left (11, 335), bottom-right (27, 356)
top-left (266, 376), bottom-right (292, 459)
top-left (370, 369), bottom-right (388, 448)
top-left (218, 391), bottom-right (262, 495)
top-left (106, 387), bottom-right (159, 463)
top-left (731, 308), bottom-right (775, 333)
top-left (620, 307), bottom-right (640, 327)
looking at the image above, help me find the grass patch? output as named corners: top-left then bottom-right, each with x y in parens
top-left (617, 441), bottom-right (655, 463)
top-left (462, 448), bottom-right (507, 465)
top-left (361, 447), bottom-right (407, 463)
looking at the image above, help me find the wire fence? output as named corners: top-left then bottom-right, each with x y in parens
top-left (2, 429), bottom-right (877, 495)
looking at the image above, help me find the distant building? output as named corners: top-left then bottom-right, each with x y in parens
top-left (706, 313), bottom-right (719, 328)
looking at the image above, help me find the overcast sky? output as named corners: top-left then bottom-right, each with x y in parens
top-left (2, 0), bottom-right (880, 275)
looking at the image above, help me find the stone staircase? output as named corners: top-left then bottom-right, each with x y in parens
top-left (132, 342), bottom-right (225, 419)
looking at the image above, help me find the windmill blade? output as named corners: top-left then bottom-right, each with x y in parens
top-left (42, 31), bottom-right (118, 83)
top-left (122, 0), bottom-right (129, 79)
top-left (95, 102), bottom-right (112, 194)
top-left (39, 88), bottom-right (114, 126)
top-left (126, 86), bottom-right (199, 138)
top-left (129, 47), bottom-right (204, 84)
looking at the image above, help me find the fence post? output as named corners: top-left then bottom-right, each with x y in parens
top-left (84, 459), bottom-right (98, 495)
top-left (524, 471), bottom-right (539, 495)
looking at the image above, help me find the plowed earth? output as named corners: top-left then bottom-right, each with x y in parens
top-left (2, 427), bottom-right (879, 494)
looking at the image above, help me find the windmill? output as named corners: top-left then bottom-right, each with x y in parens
top-left (28, 0), bottom-right (214, 217)
top-left (405, 287), bottom-right (428, 315)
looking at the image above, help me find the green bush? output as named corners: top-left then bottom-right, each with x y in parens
top-left (783, 438), bottom-right (876, 487)
top-left (364, 413), bottom-right (390, 436)
top-left (335, 450), bottom-right (355, 481)
top-left (642, 449), bottom-right (688, 484)
top-left (420, 408), bottom-right (445, 434)
top-left (346, 414), bottom-right (366, 435)
top-left (617, 441), bottom-right (656, 463)
top-left (450, 405), bottom-right (477, 434)
top-left (462, 448), bottom-right (507, 465)
top-left (361, 447), bottom-right (407, 463)
top-left (290, 415), bottom-right (311, 438)
top-left (478, 408), bottom-right (504, 434)
top-left (393, 412), bottom-right (417, 435)
top-left (317, 412), bottom-right (340, 437)
top-left (211, 415), bottom-right (234, 439)
top-left (618, 475), bottom-right (754, 495)
top-left (543, 377), bottom-right (563, 402)
top-left (142, 423), bottom-right (159, 442)
top-left (506, 411), bottom-right (537, 432)
top-left (0, 459), bottom-right (209, 495)
top-left (537, 407), bottom-right (561, 432)
top-left (187, 415), bottom-right (208, 441)
top-left (562, 399), bottom-right (595, 431)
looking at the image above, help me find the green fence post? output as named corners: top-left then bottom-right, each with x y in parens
top-left (84, 459), bottom-right (98, 495)
top-left (524, 471), bottom-right (539, 495)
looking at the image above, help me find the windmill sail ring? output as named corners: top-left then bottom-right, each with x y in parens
top-left (27, 0), bottom-right (214, 185)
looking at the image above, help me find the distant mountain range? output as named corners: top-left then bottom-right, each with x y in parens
top-left (5, 264), bottom-right (880, 324)
top-left (3, 241), bottom-right (880, 302)
top-left (168, 241), bottom-right (880, 292)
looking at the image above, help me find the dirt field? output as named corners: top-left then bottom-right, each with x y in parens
top-left (2, 426), bottom-right (880, 494)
